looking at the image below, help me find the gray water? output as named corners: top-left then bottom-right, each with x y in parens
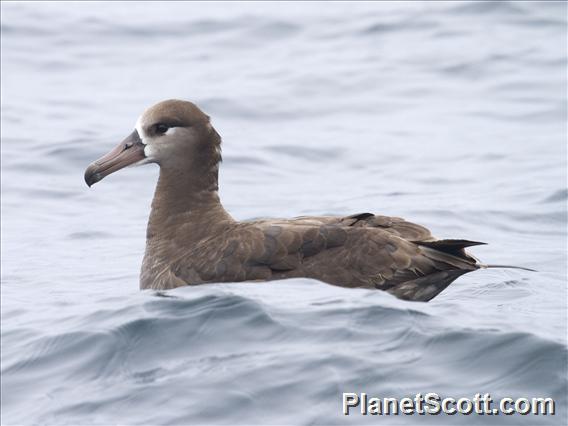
top-left (1, 2), bottom-right (567, 425)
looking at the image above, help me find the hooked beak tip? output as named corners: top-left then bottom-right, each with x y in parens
top-left (84, 164), bottom-right (101, 187)
top-left (84, 129), bottom-right (145, 188)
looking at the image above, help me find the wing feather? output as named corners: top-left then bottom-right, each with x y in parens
top-left (167, 213), bottom-right (476, 302)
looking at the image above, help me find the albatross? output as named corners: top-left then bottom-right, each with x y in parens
top-left (84, 99), bottom-right (530, 301)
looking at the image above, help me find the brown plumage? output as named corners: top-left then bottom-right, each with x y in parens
top-left (84, 99), bottom-right (496, 302)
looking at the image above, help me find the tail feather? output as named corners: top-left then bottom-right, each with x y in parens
top-left (413, 239), bottom-right (486, 262)
top-left (418, 245), bottom-right (479, 271)
top-left (394, 239), bottom-right (536, 302)
top-left (415, 239), bottom-right (535, 271)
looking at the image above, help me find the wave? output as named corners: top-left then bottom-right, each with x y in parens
top-left (2, 282), bottom-right (566, 425)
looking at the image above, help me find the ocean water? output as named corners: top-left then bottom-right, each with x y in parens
top-left (1, 1), bottom-right (567, 425)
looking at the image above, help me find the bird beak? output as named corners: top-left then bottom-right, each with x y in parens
top-left (84, 130), bottom-right (146, 187)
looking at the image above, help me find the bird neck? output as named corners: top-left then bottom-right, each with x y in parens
top-left (146, 164), bottom-right (233, 241)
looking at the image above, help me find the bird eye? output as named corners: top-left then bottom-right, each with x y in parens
top-left (155, 123), bottom-right (169, 135)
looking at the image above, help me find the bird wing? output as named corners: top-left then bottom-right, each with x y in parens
top-left (170, 215), bottom-right (479, 301)
top-left (260, 212), bottom-right (435, 242)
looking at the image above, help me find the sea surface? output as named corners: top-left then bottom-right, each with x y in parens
top-left (1, 2), bottom-right (566, 425)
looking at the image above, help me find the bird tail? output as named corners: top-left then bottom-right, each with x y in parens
top-left (413, 239), bottom-right (485, 269)
top-left (388, 239), bottom-right (536, 302)
top-left (415, 239), bottom-right (536, 271)
top-left (386, 239), bottom-right (483, 302)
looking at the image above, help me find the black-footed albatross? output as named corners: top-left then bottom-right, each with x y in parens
top-left (84, 99), bottom-right (531, 302)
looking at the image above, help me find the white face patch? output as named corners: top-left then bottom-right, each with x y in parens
top-left (144, 144), bottom-right (155, 159)
top-left (164, 127), bottom-right (178, 136)
top-left (135, 115), bottom-right (148, 145)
